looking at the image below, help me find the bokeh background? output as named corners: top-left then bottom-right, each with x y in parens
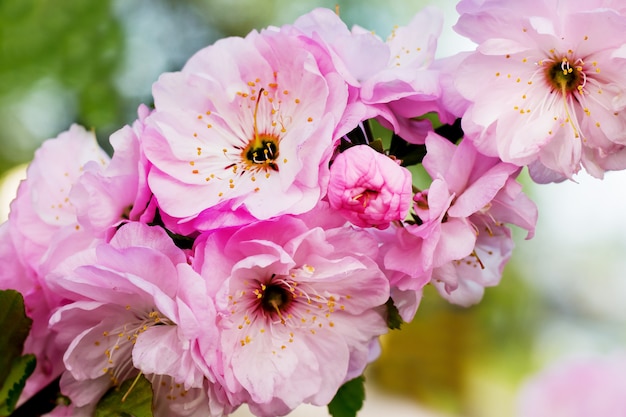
top-left (2, 1), bottom-right (626, 416)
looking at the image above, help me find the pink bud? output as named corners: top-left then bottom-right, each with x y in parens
top-left (327, 145), bottom-right (412, 229)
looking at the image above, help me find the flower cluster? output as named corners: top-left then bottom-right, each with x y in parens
top-left (2, 0), bottom-right (626, 415)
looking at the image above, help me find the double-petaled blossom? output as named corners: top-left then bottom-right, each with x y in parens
top-left (1, 125), bottom-right (112, 401)
top-left (422, 132), bottom-right (536, 306)
top-left (0, 222), bottom-right (67, 403)
top-left (290, 7), bottom-right (449, 144)
top-left (69, 105), bottom-right (154, 238)
top-left (8, 124), bottom-right (110, 270)
top-left (193, 216), bottom-right (389, 416)
top-left (142, 25), bottom-right (349, 231)
top-left (46, 222), bottom-right (221, 417)
top-left (383, 132), bottom-right (537, 309)
top-left (454, 0), bottom-right (626, 182)
top-left (327, 144), bottom-right (412, 229)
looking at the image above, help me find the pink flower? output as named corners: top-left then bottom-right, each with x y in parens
top-left (0, 222), bottom-right (66, 405)
top-left (8, 124), bottom-right (110, 270)
top-left (383, 132), bottom-right (536, 308)
top-left (431, 221), bottom-right (514, 306)
top-left (424, 132), bottom-right (537, 305)
top-left (70, 105), bottom-right (154, 237)
top-left (142, 26), bottom-right (348, 227)
top-left (1, 124), bottom-right (111, 403)
top-left (193, 216), bottom-right (389, 416)
top-left (430, 170), bottom-right (537, 307)
top-left (291, 7), bottom-right (448, 144)
top-left (454, 0), bottom-right (626, 182)
top-left (47, 222), bottom-right (220, 416)
top-left (327, 145), bottom-right (412, 229)
top-left (517, 353), bottom-right (626, 417)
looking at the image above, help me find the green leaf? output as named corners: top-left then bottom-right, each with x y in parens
top-left (415, 111), bottom-right (443, 130)
top-left (433, 118), bottom-right (464, 143)
top-left (385, 297), bottom-right (405, 330)
top-left (327, 375), bottom-right (366, 417)
top-left (388, 133), bottom-right (427, 167)
top-left (95, 374), bottom-right (153, 417)
top-left (0, 290), bottom-right (33, 389)
top-left (0, 354), bottom-right (36, 416)
top-left (368, 139), bottom-right (385, 154)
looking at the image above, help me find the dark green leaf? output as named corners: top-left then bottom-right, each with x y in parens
top-left (385, 297), bottom-right (404, 330)
top-left (388, 133), bottom-right (427, 167)
top-left (146, 209), bottom-right (195, 250)
top-left (327, 375), bottom-right (365, 417)
top-left (164, 229), bottom-right (196, 250)
top-left (368, 139), bottom-right (385, 154)
top-left (416, 111), bottom-right (443, 130)
top-left (95, 375), bottom-right (153, 417)
top-left (0, 290), bottom-right (33, 388)
top-left (0, 354), bottom-right (36, 416)
top-left (434, 118), bottom-right (464, 143)
top-left (10, 376), bottom-right (62, 417)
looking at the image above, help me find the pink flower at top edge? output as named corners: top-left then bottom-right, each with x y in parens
top-left (365, 6), bottom-right (450, 144)
top-left (142, 26), bottom-right (348, 228)
top-left (454, 0), bottom-right (626, 182)
top-left (327, 144), bottom-right (412, 229)
top-left (290, 7), bottom-right (449, 144)
top-left (193, 216), bottom-right (389, 416)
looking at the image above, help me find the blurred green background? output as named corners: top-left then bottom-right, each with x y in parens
top-left (2, 1), bottom-right (626, 416)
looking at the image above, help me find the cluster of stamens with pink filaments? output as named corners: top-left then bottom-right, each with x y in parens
top-left (228, 268), bottom-right (351, 353)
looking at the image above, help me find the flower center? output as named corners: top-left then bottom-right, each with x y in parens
top-left (98, 309), bottom-right (172, 385)
top-left (239, 87), bottom-right (280, 173)
top-left (353, 189), bottom-right (379, 208)
top-left (544, 57), bottom-right (586, 95)
top-left (256, 282), bottom-right (293, 323)
top-left (241, 135), bottom-right (280, 172)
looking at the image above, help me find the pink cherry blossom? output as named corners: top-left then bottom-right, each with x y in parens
top-left (327, 144), bottom-right (412, 229)
top-left (70, 105), bottom-right (154, 237)
top-left (431, 221), bottom-right (514, 306)
top-left (430, 170), bottom-right (537, 307)
top-left (517, 353), bottom-right (626, 417)
top-left (290, 7), bottom-right (448, 144)
top-left (382, 132), bottom-right (536, 308)
top-left (0, 222), bottom-right (67, 405)
top-left (454, 0), bottom-right (626, 182)
top-left (47, 222), bottom-right (221, 416)
top-left (367, 224), bottom-right (432, 322)
top-left (1, 124), bottom-right (110, 403)
top-left (142, 26), bottom-right (348, 227)
top-left (193, 216), bottom-right (389, 416)
top-left (424, 132), bottom-right (536, 304)
top-left (8, 124), bottom-right (110, 270)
